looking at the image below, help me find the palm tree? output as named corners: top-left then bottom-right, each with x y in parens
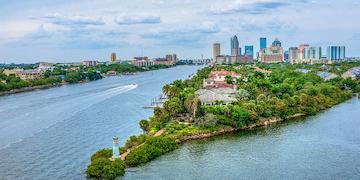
top-left (162, 84), bottom-right (171, 96)
top-left (139, 120), bottom-right (149, 135)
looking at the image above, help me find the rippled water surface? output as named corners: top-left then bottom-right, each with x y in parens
top-left (124, 95), bottom-right (360, 180)
top-left (0, 66), bottom-right (202, 179)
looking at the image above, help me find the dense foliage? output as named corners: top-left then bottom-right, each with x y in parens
top-left (125, 136), bottom-right (178, 167)
top-left (86, 148), bottom-right (125, 180)
top-left (0, 73), bottom-right (62, 92)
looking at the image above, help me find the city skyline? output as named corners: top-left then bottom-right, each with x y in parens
top-left (0, 0), bottom-right (360, 63)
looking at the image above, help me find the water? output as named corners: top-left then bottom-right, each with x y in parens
top-left (124, 96), bottom-right (360, 180)
top-left (0, 65), bottom-right (202, 179)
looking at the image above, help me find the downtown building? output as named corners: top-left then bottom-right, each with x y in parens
top-left (245, 45), bottom-right (254, 58)
top-left (290, 44), bottom-right (342, 64)
top-left (214, 38), bottom-right (253, 65)
top-left (213, 43), bottom-right (221, 60)
top-left (288, 47), bottom-right (298, 64)
top-left (260, 37), bottom-right (267, 50)
top-left (258, 38), bottom-right (284, 63)
top-left (230, 35), bottom-right (240, 56)
top-left (304, 46), bottom-right (322, 60)
top-left (327, 46), bottom-right (345, 60)
top-left (110, 53), bottom-right (117, 63)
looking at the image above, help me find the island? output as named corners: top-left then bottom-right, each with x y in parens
top-left (86, 62), bottom-right (360, 179)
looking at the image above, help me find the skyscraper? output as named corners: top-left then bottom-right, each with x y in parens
top-left (258, 38), bottom-right (284, 63)
top-left (213, 43), bottom-right (221, 60)
top-left (110, 52), bottom-right (117, 62)
top-left (304, 47), bottom-right (322, 60)
top-left (260, 37), bottom-right (267, 50)
top-left (284, 50), bottom-right (289, 61)
top-left (272, 38), bottom-right (282, 47)
top-left (298, 44), bottom-right (310, 60)
top-left (166, 54), bottom-right (177, 62)
top-left (327, 46), bottom-right (345, 60)
top-left (230, 35), bottom-right (239, 56)
top-left (289, 47), bottom-right (298, 64)
top-left (245, 45), bottom-right (254, 58)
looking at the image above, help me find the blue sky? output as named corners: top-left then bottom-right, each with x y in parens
top-left (0, 0), bottom-right (359, 63)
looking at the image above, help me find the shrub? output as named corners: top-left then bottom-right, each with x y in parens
top-left (231, 105), bottom-right (250, 128)
top-left (86, 158), bottom-right (125, 180)
top-left (91, 148), bottom-right (112, 162)
top-left (125, 137), bottom-right (178, 167)
top-left (195, 113), bottom-right (218, 128)
top-left (124, 134), bottom-right (146, 150)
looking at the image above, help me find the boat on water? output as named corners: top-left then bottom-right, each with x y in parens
top-left (122, 72), bottom-right (137, 75)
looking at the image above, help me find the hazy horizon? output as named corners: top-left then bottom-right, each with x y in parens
top-left (0, 0), bottom-right (359, 63)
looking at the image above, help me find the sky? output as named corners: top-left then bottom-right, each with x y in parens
top-left (0, 0), bottom-right (359, 63)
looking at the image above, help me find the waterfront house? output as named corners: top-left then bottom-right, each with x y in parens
top-left (196, 88), bottom-right (236, 106)
top-left (342, 67), bottom-right (360, 80)
top-left (82, 60), bottom-right (99, 66)
top-left (37, 62), bottom-right (55, 72)
top-left (3, 68), bottom-right (43, 80)
top-left (106, 71), bottom-right (118, 76)
top-left (17, 70), bottom-right (43, 80)
top-left (203, 70), bottom-right (240, 89)
top-left (317, 71), bottom-right (337, 81)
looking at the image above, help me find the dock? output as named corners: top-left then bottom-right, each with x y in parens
top-left (143, 94), bottom-right (167, 109)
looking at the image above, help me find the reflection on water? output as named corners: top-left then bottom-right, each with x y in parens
top-left (0, 66), bottom-right (202, 179)
top-left (124, 96), bottom-right (360, 180)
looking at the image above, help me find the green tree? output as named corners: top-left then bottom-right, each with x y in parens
top-left (231, 105), bottom-right (250, 128)
top-left (139, 120), bottom-right (149, 134)
top-left (163, 97), bottom-right (184, 117)
top-left (225, 75), bottom-right (233, 84)
top-left (342, 78), bottom-right (358, 90)
top-left (236, 89), bottom-right (250, 101)
top-left (162, 84), bottom-right (171, 95)
top-left (86, 158), bottom-right (125, 179)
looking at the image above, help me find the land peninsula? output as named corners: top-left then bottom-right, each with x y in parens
top-left (86, 62), bottom-right (360, 179)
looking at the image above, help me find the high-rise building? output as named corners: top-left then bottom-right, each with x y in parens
top-left (230, 35), bottom-right (239, 56)
top-left (272, 38), bottom-right (282, 47)
top-left (260, 37), bottom-right (267, 50)
top-left (304, 47), bottom-right (322, 60)
top-left (259, 38), bottom-right (284, 63)
top-left (110, 52), bottom-right (117, 62)
top-left (245, 45), bottom-right (254, 58)
top-left (213, 43), bottom-right (221, 60)
top-left (284, 51), bottom-right (289, 61)
top-left (298, 44), bottom-right (310, 60)
top-left (288, 47), bottom-right (298, 64)
top-left (327, 46), bottom-right (345, 60)
top-left (166, 54), bottom-right (177, 62)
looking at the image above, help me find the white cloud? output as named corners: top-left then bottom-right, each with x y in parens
top-left (42, 13), bottom-right (105, 26)
top-left (114, 15), bottom-right (161, 25)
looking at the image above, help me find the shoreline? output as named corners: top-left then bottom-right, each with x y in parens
top-left (0, 83), bottom-right (65, 96)
top-left (0, 65), bottom-right (179, 97)
top-left (175, 114), bottom-right (306, 144)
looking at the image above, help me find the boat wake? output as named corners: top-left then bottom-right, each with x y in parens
top-left (0, 84), bottom-right (138, 150)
